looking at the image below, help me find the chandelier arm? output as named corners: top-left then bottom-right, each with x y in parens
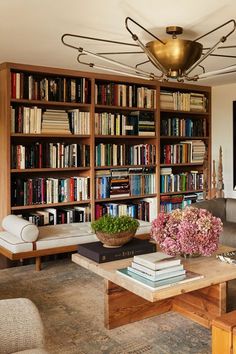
top-left (77, 53), bottom-right (155, 79)
top-left (203, 45), bottom-right (236, 50)
top-left (208, 53), bottom-right (236, 59)
top-left (135, 59), bottom-right (151, 69)
top-left (96, 51), bottom-right (143, 55)
top-left (185, 38), bottom-right (225, 75)
top-left (61, 33), bottom-right (139, 49)
top-left (193, 19), bottom-right (236, 42)
top-left (196, 64), bottom-right (236, 80)
top-left (125, 17), bottom-right (165, 44)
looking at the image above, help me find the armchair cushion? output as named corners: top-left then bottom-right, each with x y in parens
top-left (0, 298), bottom-right (47, 354)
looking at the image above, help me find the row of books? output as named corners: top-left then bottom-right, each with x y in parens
top-left (160, 117), bottom-right (207, 137)
top-left (95, 82), bottom-right (156, 108)
top-left (161, 140), bottom-right (206, 164)
top-left (117, 251), bottom-right (203, 291)
top-left (160, 193), bottom-right (203, 212)
top-left (11, 106), bottom-right (90, 135)
top-left (11, 72), bottom-right (90, 103)
top-left (95, 168), bottom-right (156, 199)
top-left (160, 170), bottom-right (203, 193)
top-left (11, 143), bottom-right (90, 169)
top-left (95, 200), bottom-right (151, 221)
top-left (95, 111), bottom-right (155, 136)
top-left (11, 177), bottom-right (90, 206)
top-left (160, 91), bottom-right (207, 112)
top-left (95, 143), bottom-right (156, 166)
top-left (16, 205), bottom-right (91, 226)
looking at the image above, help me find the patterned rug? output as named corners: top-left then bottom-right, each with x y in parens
top-left (1, 257), bottom-right (236, 354)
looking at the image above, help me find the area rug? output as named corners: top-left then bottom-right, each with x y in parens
top-left (1, 257), bottom-right (235, 354)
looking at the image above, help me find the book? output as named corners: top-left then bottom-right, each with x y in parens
top-left (216, 251), bottom-right (236, 264)
top-left (77, 238), bottom-right (156, 263)
top-left (131, 261), bottom-right (184, 277)
top-left (117, 268), bottom-right (204, 291)
top-left (133, 252), bottom-right (181, 270)
top-left (127, 266), bottom-right (186, 281)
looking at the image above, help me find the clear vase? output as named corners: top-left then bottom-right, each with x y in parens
top-left (180, 253), bottom-right (201, 259)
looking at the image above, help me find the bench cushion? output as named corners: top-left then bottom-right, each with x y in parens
top-left (0, 231), bottom-right (33, 253)
top-left (36, 222), bottom-right (98, 250)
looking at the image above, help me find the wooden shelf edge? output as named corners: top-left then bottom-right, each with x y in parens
top-left (11, 200), bottom-right (91, 210)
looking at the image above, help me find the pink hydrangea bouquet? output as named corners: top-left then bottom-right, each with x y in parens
top-left (151, 206), bottom-right (223, 257)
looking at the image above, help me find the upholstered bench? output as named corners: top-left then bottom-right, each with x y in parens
top-left (0, 215), bottom-right (151, 271)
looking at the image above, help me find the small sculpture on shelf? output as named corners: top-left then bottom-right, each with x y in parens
top-left (210, 146), bottom-right (224, 199)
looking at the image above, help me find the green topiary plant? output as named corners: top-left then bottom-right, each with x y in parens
top-left (91, 215), bottom-right (139, 234)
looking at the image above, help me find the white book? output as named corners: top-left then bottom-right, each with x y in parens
top-left (117, 268), bottom-right (204, 292)
top-left (127, 266), bottom-right (186, 282)
top-left (131, 261), bottom-right (184, 277)
top-left (133, 252), bottom-right (181, 270)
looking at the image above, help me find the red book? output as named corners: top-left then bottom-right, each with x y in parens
top-left (70, 178), bottom-right (75, 201)
top-left (11, 72), bottom-right (16, 99)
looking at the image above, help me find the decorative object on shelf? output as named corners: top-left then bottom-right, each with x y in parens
top-left (203, 149), bottom-right (209, 200)
top-left (216, 146), bottom-right (224, 198)
top-left (150, 206), bottom-right (223, 257)
top-left (62, 17), bottom-right (236, 82)
top-left (91, 215), bottom-right (139, 248)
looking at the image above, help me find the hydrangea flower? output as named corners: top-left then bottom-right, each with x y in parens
top-left (151, 206), bottom-right (223, 256)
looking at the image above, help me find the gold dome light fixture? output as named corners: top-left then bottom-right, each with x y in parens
top-left (61, 17), bottom-right (236, 82)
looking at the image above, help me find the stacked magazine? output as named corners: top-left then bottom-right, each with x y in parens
top-left (117, 252), bottom-right (203, 291)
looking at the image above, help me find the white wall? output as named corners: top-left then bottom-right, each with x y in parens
top-left (212, 84), bottom-right (236, 197)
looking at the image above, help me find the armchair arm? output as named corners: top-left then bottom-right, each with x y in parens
top-left (0, 298), bottom-right (45, 354)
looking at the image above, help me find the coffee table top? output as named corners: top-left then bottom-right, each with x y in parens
top-left (72, 245), bottom-right (236, 302)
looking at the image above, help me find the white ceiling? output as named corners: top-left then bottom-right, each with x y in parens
top-left (1, 0), bottom-right (236, 86)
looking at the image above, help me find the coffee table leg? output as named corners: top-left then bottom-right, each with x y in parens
top-left (172, 282), bottom-right (227, 328)
top-left (104, 280), bottom-right (172, 329)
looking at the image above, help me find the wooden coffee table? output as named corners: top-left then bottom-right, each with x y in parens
top-left (72, 245), bottom-right (236, 329)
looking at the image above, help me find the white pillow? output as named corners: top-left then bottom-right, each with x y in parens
top-left (2, 215), bottom-right (39, 242)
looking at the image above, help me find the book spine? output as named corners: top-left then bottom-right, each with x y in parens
top-left (78, 243), bottom-right (156, 263)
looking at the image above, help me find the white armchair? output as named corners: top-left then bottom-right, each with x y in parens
top-left (0, 298), bottom-right (48, 354)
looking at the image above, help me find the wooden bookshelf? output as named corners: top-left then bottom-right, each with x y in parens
top-left (0, 62), bottom-right (211, 225)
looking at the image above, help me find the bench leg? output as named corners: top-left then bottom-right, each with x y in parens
top-left (35, 257), bottom-right (41, 271)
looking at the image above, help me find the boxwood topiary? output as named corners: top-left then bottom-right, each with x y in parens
top-left (91, 215), bottom-right (139, 234)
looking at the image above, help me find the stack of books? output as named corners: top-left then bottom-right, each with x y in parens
top-left (117, 252), bottom-right (203, 291)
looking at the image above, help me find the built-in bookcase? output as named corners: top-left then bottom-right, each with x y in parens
top-left (0, 62), bottom-right (211, 226)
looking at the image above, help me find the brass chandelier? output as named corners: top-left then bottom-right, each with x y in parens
top-left (61, 17), bottom-right (236, 82)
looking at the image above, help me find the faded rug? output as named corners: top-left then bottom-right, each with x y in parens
top-left (1, 257), bottom-right (235, 354)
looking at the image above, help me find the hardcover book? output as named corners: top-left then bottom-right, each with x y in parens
top-left (130, 262), bottom-right (185, 278)
top-left (133, 251), bottom-right (181, 270)
top-left (77, 238), bottom-right (156, 263)
top-left (127, 266), bottom-right (186, 281)
top-left (117, 268), bottom-right (204, 291)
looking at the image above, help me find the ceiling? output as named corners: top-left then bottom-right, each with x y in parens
top-left (1, 0), bottom-right (236, 86)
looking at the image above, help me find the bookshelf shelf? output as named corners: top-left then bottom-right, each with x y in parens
top-left (160, 136), bottom-right (209, 140)
top-left (160, 109), bottom-right (210, 115)
top-left (95, 104), bottom-right (155, 112)
top-left (11, 167), bottom-right (90, 173)
top-left (95, 164), bottom-right (156, 170)
top-left (95, 135), bottom-right (156, 139)
top-left (11, 133), bottom-right (90, 138)
top-left (0, 62), bottom-right (211, 225)
top-left (95, 194), bottom-right (157, 203)
top-left (160, 190), bottom-right (203, 196)
top-left (11, 200), bottom-right (91, 211)
top-left (10, 99), bottom-right (91, 109)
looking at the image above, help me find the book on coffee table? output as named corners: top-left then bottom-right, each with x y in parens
top-left (77, 238), bottom-right (156, 263)
top-left (117, 267), bottom-right (204, 291)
